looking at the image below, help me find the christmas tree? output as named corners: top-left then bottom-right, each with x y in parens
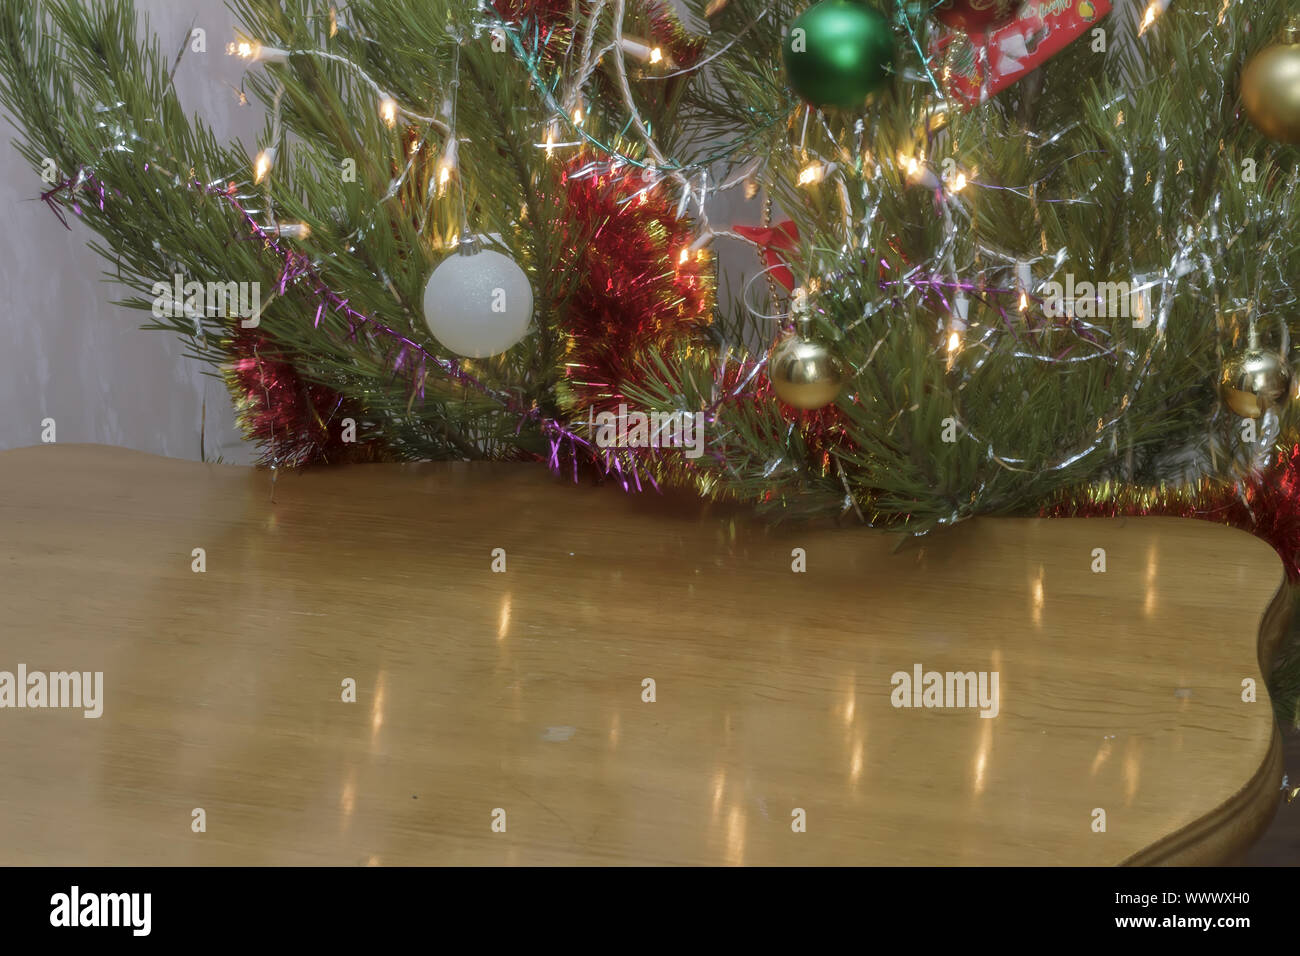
top-left (3, 0), bottom-right (1300, 716)
top-left (0, 0), bottom-right (714, 476)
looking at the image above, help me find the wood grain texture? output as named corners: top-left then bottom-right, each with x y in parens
top-left (0, 444), bottom-right (1286, 865)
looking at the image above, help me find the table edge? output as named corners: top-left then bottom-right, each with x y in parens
top-left (1121, 580), bottom-right (1291, 866)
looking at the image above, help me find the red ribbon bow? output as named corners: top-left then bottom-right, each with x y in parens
top-left (733, 221), bottom-right (800, 293)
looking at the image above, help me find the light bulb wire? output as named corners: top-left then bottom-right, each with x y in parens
top-left (447, 41), bottom-right (473, 249)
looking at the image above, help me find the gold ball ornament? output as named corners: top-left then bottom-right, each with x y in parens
top-left (1242, 19), bottom-right (1300, 145)
top-left (1220, 349), bottom-right (1293, 420)
top-left (767, 332), bottom-right (846, 410)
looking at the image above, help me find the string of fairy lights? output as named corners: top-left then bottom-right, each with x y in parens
top-left (225, 0), bottom-right (1276, 493)
top-left (230, 0), bottom-right (1181, 305)
top-left (30, 0), bottom-right (1271, 513)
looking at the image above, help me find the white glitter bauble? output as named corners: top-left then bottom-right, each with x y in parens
top-left (422, 243), bottom-right (533, 358)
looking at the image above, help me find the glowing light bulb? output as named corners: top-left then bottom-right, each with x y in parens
top-left (898, 152), bottom-right (923, 182)
top-left (1138, 1), bottom-right (1165, 36)
top-left (573, 107), bottom-right (584, 126)
top-left (797, 161), bottom-right (838, 186)
top-left (949, 171), bottom-right (968, 193)
top-left (379, 97), bottom-right (398, 127)
top-left (274, 223), bottom-right (311, 239)
top-left (1132, 288), bottom-right (1151, 329)
top-left (619, 36), bottom-right (670, 67)
top-left (678, 248), bottom-right (690, 266)
top-left (1019, 291), bottom-right (1029, 312)
top-left (947, 330), bottom-right (961, 353)
top-left (227, 36), bottom-right (288, 64)
top-left (254, 147), bottom-right (275, 184)
top-left (436, 139), bottom-right (458, 193)
top-left (545, 128), bottom-right (556, 157)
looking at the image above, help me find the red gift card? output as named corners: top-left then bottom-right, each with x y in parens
top-left (931, 0), bottom-right (1113, 108)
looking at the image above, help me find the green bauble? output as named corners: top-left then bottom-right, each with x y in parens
top-left (782, 1), bottom-right (895, 109)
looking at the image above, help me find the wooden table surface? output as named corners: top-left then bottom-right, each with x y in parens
top-left (0, 444), bottom-right (1288, 865)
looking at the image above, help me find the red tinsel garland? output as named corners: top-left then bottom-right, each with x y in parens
top-left (1044, 444), bottom-right (1300, 581)
top-left (558, 155), bottom-right (714, 415)
top-left (640, 1), bottom-right (707, 70)
top-left (225, 329), bottom-right (388, 468)
top-left (492, 0), bottom-right (577, 24)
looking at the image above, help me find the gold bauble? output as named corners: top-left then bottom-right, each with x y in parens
top-left (1220, 349), bottom-right (1292, 419)
top-left (1242, 21), bottom-right (1300, 145)
top-left (767, 333), bottom-right (846, 410)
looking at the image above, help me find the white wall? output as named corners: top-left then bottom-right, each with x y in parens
top-left (0, 0), bottom-right (256, 463)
